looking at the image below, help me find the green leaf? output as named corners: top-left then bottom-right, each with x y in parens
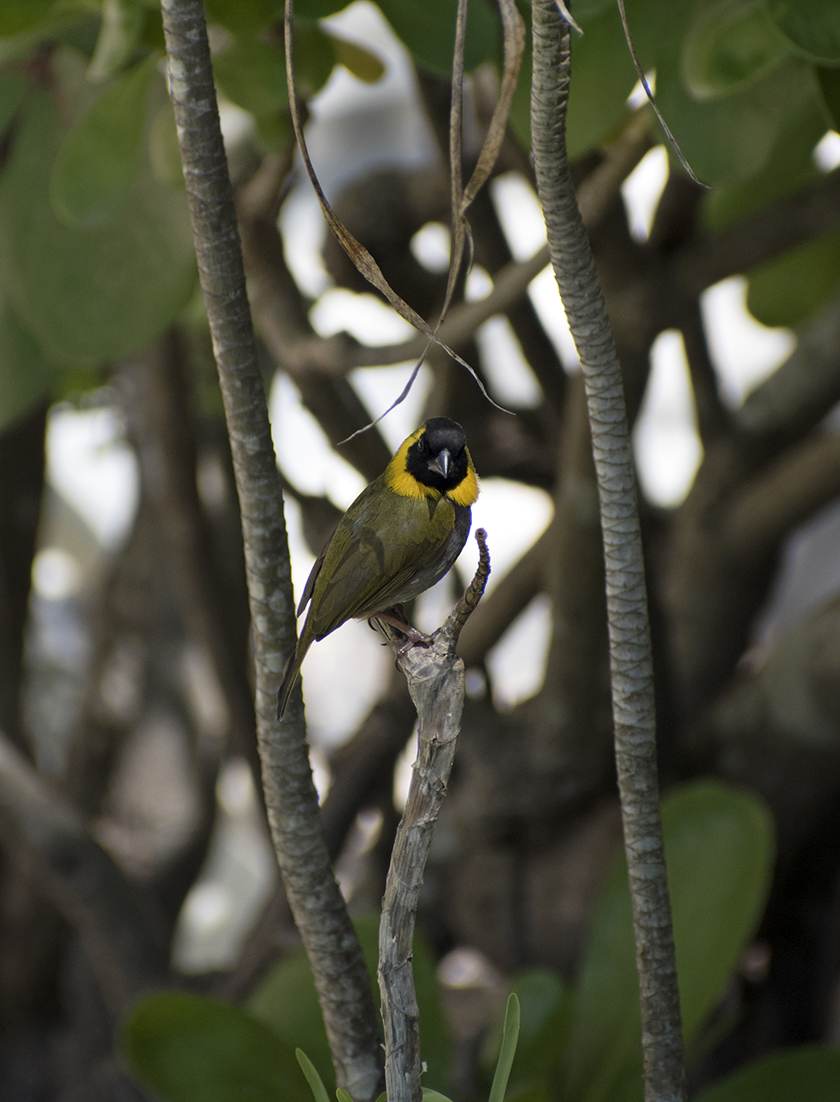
top-left (766, 0), bottom-right (840, 64)
top-left (50, 53), bottom-right (158, 226)
top-left (0, 83), bottom-right (196, 363)
top-left (488, 994), bottom-right (520, 1102)
top-left (695, 1046), bottom-right (840, 1102)
top-left (328, 33), bottom-right (386, 84)
top-left (562, 781), bottom-right (775, 1102)
top-left (295, 0), bottom-right (355, 18)
top-left (746, 227), bottom-right (840, 328)
top-left (88, 0), bottom-right (146, 81)
top-left (336, 1089), bottom-right (354, 1102)
top-left (204, 0), bottom-right (284, 35)
top-left (248, 941), bottom-right (335, 1090)
top-left (0, 302), bottom-right (64, 432)
top-left (375, 0), bottom-right (500, 77)
top-left (0, 71), bottom-right (28, 138)
top-left (483, 970), bottom-right (572, 1095)
top-left (248, 915), bottom-right (452, 1096)
top-left (565, 4), bottom-right (637, 161)
top-left (681, 0), bottom-right (790, 101)
top-left (816, 65), bottom-right (840, 129)
top-left (0, 0), bottom-right (55, 36)
top-left (655, 51), bottom-right (823, 187)
top-left (123, 992), bottom-right (303, 1102)
top-left (296, 1049), bottom-right (332, 1102)
top-left (213, 36), bottom-right (289, 118)
top-left (295, 23), bottom-right (340, 96)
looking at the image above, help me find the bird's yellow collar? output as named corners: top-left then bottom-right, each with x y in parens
top-left (385, 431), bottom-right (479, 507)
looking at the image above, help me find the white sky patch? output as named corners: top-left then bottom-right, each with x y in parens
top-left (310, 287), bottom-right (414, 344)
top-left (814, 130), bottom-right (840, 172)
top-left (269, 373), bottom-right (366, 508)
top-left (701, 277), bottom-right (795, 407)
top-left (528, 269), bottom-right (579, 370)
top-left (475, 316), bottom-right (543, 408)
top-left (47, 406), bottom-right (139, 548)
top-left (634, 330), bottom-right (703, 507)
top-left (622, 145), bottom-right (669, 241)
top-left (490, 172), bottom-right (549, 260)
top-left (487, 594), bottom-right (552, 708)
top-left (464, 478), bottom-right (554, 592)
top-left (349, 362), bottom-right (433, 449)
top-left (411, 221), bottom-right (450, 273)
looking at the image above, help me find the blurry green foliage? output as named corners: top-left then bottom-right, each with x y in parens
top-left (2, 0), bottom-right (840, 426)
top-left (123, 782), bottom-right (840, 1102)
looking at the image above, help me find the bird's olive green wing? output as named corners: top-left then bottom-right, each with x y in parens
top-left (304, 482), bottom-right (456, 641)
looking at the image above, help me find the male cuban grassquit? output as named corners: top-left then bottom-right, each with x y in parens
top-left (276, 416), bottom-right (479, 718)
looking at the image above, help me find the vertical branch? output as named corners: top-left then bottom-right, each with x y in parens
top-left (158, 4), bottom-right (383, 1099)
top-left (529, 3), bottom-right (687, 1101)
top-left (378, 534), bottom-right (490, 1102)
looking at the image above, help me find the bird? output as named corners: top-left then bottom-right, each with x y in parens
top-left (276, 416), bottom-right (479, 719)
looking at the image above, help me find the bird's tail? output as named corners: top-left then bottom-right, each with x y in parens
top-left (276, 648), bottom-right (302, 720)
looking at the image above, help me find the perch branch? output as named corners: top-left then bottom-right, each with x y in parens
top-left (377, 531), bottom-right (490, 1102)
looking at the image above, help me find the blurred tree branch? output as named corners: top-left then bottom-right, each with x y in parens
top-left (160, 2), bottom-right (384, 1098)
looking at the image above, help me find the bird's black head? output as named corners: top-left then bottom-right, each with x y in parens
top-left (405, 417), bottom-right (471, 493)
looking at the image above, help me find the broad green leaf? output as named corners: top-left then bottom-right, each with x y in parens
top-left (248, 940), bottom-right (335, 1090)
top-left (295, 0), bottom-right (355, 19)
top-left (699, 68), bottom-right (827, 234)
top-left (0, 303), bottom-right (64, 432)
top-left (248, 915), bottom-right (451, 1096)
top-left (695, 1045), bottom-right (840, 1102)
top-left (375, 0), bottom-right (499, 77)
top-left (0, 71), bottom-right (28, 138)
top-left (766, 0), bottom-right (840, 64)
top-left (681, 0), bottom-right (790, 101)
top-left (295, 23), bottom-right (340, 96)
top-left (655, 53), bottom-right (822, 186)
top-left (123, 992), bottom-right (302, 1102)
top-left (50, 53), bottom-right (158, 226)
top-left (328, 34), bottom-right (386, 84)
top-left (747, 227), bottom-right (840, 328)
top-left (88, 0), bottom-right (145, 81)
top-left (565, 4), bottom-right (637, 161)
top-left (204, 0), bottom-right (284, 35)
top-left (0, 85), bottom-right (196, 363)
top-left (213, 36), bottom-right (289, 118)
top-left (148, 101), bottom-right (184, 187)
top-left (562, 781), bottom-right (774, 1102)
top-left (816, 65), bottom-right (840, 129)
top-left (0, 0), bottom-right (54, 36)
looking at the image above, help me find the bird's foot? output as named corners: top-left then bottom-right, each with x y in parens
top-left (369, 608), bottom-right (435, 660)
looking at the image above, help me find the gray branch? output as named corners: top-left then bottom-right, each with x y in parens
top-left (159, 3), bottom-right (383, 1098)
top-left (378, 532), bottom-right (491, 1102)
top-left (530, 3), bottom-right (687, 1101)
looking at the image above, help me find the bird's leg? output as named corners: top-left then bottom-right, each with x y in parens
top-left (369, 606), bottom-right (435, 660)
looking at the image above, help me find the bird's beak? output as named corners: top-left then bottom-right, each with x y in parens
top-left (430, 448), bottom-right (451, 479)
